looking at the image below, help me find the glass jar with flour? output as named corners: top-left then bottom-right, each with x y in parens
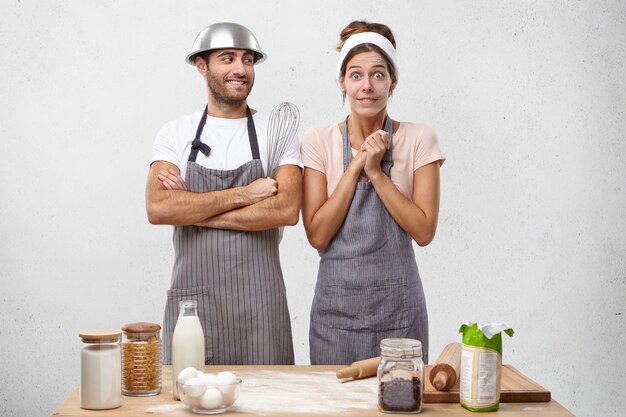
top-left (79, 330), bottom-right (122, 410)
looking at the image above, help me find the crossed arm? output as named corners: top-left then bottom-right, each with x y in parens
top-left (146, 160), bottom-right (302, 230)
top-left (302, 130), bottom-right (441, 251)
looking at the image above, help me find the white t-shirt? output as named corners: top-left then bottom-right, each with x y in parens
top-left (151, 110), bottom-right (302, 180)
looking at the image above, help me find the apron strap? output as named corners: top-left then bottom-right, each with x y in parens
top-left (189, 105), bottom-right (260, 163)
top-left (246, 106), bottom-right (261, 160)
top-left (189, 106), bottom-right (212, 162)
top-left (342, 115), bottom-right (394, 175)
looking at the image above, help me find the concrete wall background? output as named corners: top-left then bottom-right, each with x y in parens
top-left (1, 1), bottom-right (624, 416)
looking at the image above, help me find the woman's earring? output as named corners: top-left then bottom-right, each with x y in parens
top-left (342, 90), bottom-right (346, 106)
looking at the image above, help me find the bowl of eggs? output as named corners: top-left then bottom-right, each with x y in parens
top-left (177, 367), bottom-right (241, 414)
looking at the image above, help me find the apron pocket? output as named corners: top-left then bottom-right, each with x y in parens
top-left (313, 280), bottom-right (409, 331)
top-left (166, 286), bottom-right (214, 363)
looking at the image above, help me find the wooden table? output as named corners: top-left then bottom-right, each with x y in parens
top-left (52, 365), bottom-right (575, 417)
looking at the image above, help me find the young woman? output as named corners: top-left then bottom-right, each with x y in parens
top-left (301, 21), bottom-right (445, 364)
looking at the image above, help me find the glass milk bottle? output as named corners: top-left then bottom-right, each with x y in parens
top-left (79, 330), bottom-right (122, 410)
top-left (171, 300), bottom-right (205, 400)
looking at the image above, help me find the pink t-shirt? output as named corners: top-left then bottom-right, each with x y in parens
top-left (301, 122), bottom-right (445, 198)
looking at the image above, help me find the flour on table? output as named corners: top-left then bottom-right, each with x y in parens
top-left (232, 371), bottom-right (378, 414)
top-left (145, 403), bottom-right (186, 413)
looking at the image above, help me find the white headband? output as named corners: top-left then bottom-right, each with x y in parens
top-left (336, 32), bottom-right (398, 81)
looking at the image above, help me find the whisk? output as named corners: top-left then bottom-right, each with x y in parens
top-left (266, 102), bottom-right (300, 177)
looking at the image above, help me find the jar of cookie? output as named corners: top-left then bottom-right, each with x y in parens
top-left (378, 338), bottom-right (424, 413)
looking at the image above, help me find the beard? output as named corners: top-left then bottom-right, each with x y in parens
top-left (206, 70), bottom-right (254, 107)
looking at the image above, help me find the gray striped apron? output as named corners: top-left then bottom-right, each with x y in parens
top-left (309, 116), bottom-right (429, 365)
top-left (163, 106), bottom-right (294, 365)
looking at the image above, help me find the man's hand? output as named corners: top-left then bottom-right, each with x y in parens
top-left (158, 169), bottom-right (188, 191)
top-left (245, 177), bottom-right (278, 204)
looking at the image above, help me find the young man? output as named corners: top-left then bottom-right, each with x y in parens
top-left (146, 23), bottom-right (301, 365)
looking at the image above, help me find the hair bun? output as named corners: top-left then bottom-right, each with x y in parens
top-left (336, 20), bottom-right (396, 51)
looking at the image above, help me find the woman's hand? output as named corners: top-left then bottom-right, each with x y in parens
top-left (348, 148), bottom-right (367, 176)
top-left (361, 129), bottom-right (388, 179)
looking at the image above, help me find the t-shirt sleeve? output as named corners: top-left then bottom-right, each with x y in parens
top-left (414, 124), bottom-right (446, 171)
top-left (300, 127), bottom-right (326, 173)
top-left (150, 122), bottom-right (183, 170)
top-left (276, 130), bottom-right (304, 169)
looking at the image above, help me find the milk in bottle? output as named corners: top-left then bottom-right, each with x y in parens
top-left (171, 300), bottom-right (205, 400)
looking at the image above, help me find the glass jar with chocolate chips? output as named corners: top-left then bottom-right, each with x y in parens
top-left (378, 338), bottom-right (424, 413)
top-left (121, 322), bottom-right (162, 396)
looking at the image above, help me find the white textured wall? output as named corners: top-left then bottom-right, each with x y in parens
top-left (1, 1), bottom-right (624, 417)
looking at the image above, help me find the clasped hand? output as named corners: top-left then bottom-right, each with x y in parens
top-left (350, 129), bottom-right (389, 177)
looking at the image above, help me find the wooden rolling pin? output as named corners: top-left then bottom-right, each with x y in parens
top-left (429, 342), bottom-right (462, 391)
top-left (336, 357), bottom-right (380, 380)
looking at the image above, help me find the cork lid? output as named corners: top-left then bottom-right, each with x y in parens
top-left (122, 322), bottom-right (162, 334)
top-left (79, 330), bottom-right (122, 344)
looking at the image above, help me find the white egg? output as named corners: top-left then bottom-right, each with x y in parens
top-left (183, 377), bottom-right (207, 397)
top-left (217, 371), bottom-right (237, 385)
top-left (177, 366), bottom-right (199, 385)
top-left (217, 371), bottom-right (239, 395)
top-left (220, 389), bottom-right (238, 406)
top-left (182, 392), bottom-right (201, 409)
top-left (200, 373), bottom-right (219, 388)
top-left (199, 388), bottom-right (223, 410)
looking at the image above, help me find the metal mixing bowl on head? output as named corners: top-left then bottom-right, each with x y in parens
top-left (185, 22), bottom-right (267, 65)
